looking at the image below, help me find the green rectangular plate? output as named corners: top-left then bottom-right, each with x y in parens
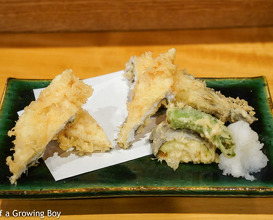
top-left (0, 76), bottom-right (273, 199)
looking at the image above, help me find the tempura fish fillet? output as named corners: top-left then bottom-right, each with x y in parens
top-left (57, 108), bottom-right (113, 155)
top-left (123, 51), bottom-right (157, 103)
top-left (6, 70), bottom-right (93, 184)
top-left (123, 51), bottom-right (154, 85)
top-left (117, 48), bottom-right (176, 149)
top-left (173, 70), bottom-right (257, 124)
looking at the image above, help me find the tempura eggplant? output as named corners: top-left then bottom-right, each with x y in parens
top-left (150, 121), bottom-right (219, 170)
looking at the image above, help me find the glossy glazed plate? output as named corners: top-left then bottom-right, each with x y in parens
top-left (0, 76), bottom-right (273, 199)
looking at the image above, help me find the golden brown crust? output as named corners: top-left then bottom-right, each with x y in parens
top-left (173, 70), bottom-right (257, 124)
top-left (6, 70), bottom-right (93, 184)
top-left (117, 48), bottom-right (176, 149)
top-left (57, 108), bottom-right (112, 155)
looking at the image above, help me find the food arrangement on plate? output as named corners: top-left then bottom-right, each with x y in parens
top-left (6, 48), bottom-right (269, 185)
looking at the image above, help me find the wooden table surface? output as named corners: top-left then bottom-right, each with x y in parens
top-left (0, 27), bottom-right (273, 220)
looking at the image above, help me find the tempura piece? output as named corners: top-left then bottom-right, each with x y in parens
top-left (123, 51), bottom-right (154, 84)
top-left (57, 109), bottom-right (113, 155)
top-left (173, 70), bottom-right (257, 124)
top-left (167, 104), bottom-right (235, 158)
top-left (6, 70), bottom-right (93, 184)
top-left (150, 121), bottom-right (219, 170)
top-left (117, 48), bottom-right (176, 149)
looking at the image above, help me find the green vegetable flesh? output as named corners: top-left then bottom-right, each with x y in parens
top-left (167, 106), bottom-right (235, 157)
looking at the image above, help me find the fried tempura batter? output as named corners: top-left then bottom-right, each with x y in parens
top-left (117, 48), bottom-right (176, 149)
top-left (123, 51), bottom-right (154, 84)
top-left (173, 70), bottom-right (257, 124)
top-left (150, 121), bottom-right (219, 170)
top-left (57, 109), bottom-right (112, 155)
top-left (6, 70), bottom-right (93, 184)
